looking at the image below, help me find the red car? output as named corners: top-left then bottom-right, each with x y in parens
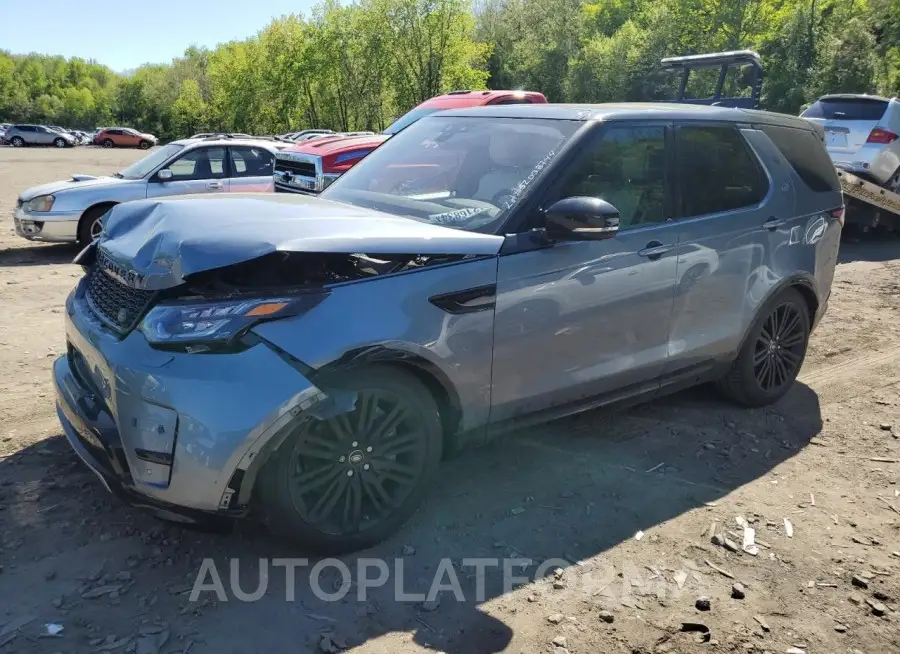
top-left (274, 89), bottom-right (548, 194)
top-left (93, 127), bottom-right (158, 149)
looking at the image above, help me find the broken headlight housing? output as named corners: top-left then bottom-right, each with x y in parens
top-left (139, 294), bottom-right (324, 350)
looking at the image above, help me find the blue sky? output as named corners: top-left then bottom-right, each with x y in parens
top-left (0, 0), bottom-right (317, 72)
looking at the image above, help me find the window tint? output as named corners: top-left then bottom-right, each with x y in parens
top-left (801, 98), bottom-right (888, 121)
top-left (676, 125), bottom-right (767, 217)
top-left (493, 98), bottom-right (533, 105)
top-left (558, 125), bottom-right (668, 229)
top-left (167, 147), bottom-right (227, 180)
top-left (229, 147), bottom-right (274, 177)
top-left (758, 124), bottom-right (840, 193)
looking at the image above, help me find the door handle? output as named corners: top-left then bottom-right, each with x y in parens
top-left (638, 242), bottom-right (672, 260)
top-left (763, 217), bottom-right (784, 230)
top-left (207, 182), bottom-right (223, 190)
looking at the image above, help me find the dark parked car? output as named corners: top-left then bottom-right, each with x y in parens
top-left (55, 103), bottom-right (843, 553)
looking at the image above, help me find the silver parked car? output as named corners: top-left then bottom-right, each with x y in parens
top-left (55, 104), bottom-right (843, 553)
top-left (801, 94), bottom-right (900, 190)
top-left (14, 137), bottom-right (285, 245)
top-left (6, 124), bottom-right (76, 148)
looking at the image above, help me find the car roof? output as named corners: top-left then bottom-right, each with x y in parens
top-left (169, 136), bottom-right (284, 151)
top-left (436, 102), bottom-right (817, 129)
top-left (815, 94), bottom-right (893, 102)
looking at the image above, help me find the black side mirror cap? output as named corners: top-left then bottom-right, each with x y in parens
top-left (545, 196), bottom-right (620, 241)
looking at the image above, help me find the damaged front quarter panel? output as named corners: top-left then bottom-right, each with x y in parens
top-left (96, 194), bottom-right (504, 290)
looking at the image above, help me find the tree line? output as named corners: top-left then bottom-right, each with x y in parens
top-left (1, 0), bottom-right (897, 142)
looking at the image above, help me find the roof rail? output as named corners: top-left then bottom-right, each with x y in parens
top-left (447, 89), bottom-right (472, 95)
top-left (659, 50), bottom-right (761, 68)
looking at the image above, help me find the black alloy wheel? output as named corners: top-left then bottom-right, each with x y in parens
top-left (258, 367), bottom-right (442, 553)
top-left (752, 301), bottom-right (806, 393)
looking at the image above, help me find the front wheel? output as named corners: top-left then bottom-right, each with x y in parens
top-left (716, 288), bottom-right (810, 407)
top-left (256, 367), bottom-right (443, 554)
top-left (54, 137), bottom-right (66, 148)
top-left (139, 140), bottom-right (151, 150)
top-left (10, 136), bottom-right (24, 147)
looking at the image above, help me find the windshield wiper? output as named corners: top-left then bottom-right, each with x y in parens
top-left (112, 173), bottom-right (124, 178)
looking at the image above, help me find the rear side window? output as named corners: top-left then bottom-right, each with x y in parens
top-left (801, 98), bottom-right (888, 121)
top-left (676, 125), bottom-right (768, 218)
top-left (758, 124), bottom-right (840, 193)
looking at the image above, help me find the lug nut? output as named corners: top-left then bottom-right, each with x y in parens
top-left (339, 456), bottom-right (346, 463)
top-left (352, 441), bottom-right (358, 447)
top-left (363, 464), bottom-right (370, 470)
top-left (366, 446), bottom-right (373, 453)
top-left (347, 470), bottom-right (354, 477)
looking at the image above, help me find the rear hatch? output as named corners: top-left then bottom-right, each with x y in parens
top-left (801, 96), bottom-right (889, 160)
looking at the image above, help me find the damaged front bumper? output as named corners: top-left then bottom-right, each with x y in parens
top-left (54, 283), bottom-right (336, 522)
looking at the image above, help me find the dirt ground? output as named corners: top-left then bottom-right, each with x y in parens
top-left (0, 146), bottom-right (899, 654)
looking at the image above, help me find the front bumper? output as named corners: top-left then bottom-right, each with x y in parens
top-left (54, 283), bottom-right (326, 517)
top-left (14, 205), bottom-right (80, 242)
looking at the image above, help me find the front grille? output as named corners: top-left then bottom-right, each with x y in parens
top-left (274, 159), bottom-right (316, 177)
top-left (85, 251), bottom-right (156, 333)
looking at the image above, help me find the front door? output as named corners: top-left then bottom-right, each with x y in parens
top-left (146, 146), bottom-right (230, 198)
top-left (490, 122), bottom-right (679, 423)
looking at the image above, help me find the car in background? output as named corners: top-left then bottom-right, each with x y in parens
top-left (273, 89), bottom-right (548, 194)
top-left (801, 94), bottom-right (900, 191)
top-left (5, 124), bottom-right (76, 148)
top-left (93, 127), bottom-right (157, 149)
top-left (14, 136), bottom-right (286, 245)
top-left (281, 129), bottom-right (336, 141)
top-left (54, 104), bottom-right (842, 553)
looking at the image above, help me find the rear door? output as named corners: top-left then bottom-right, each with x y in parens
top-left (35, 126), bottom-right (54, 145)
top-left (801, 97), bottom-right (888, 160)
top-left (664, 122), bottom-right (782, 374)
top-left (146, 146), bottom-right (230, 198)
top-left (228, 146), bottom-right (276, 192)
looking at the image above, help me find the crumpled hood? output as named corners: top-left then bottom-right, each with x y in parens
top-left (19, 175), bottom-right (131, 201)
top-left (96, 193), bottom-right (504, 290)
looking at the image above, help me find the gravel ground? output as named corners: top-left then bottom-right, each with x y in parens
top-left (0, 146), bottom-right (899, 654)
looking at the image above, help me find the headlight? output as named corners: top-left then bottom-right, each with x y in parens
top-left (139, 294), bottom-right (325, 349)
top-left (25, 195), bottom-right (55, 212)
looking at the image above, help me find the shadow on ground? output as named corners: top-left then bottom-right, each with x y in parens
top-left (0, 380), bottom-right (822, 653)
top-left (0, 242), bottom-right (80, 267)
top-left (838, 228), bottom-right (900, 263)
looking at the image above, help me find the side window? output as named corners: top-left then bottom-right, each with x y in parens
top-left (556, 124), bottom-right (668, 230)
top-left (758, 124), bottom-right (840, 193)
top-left (676, 125), bottom-right (767, 217)
top-left (229, 147), bottom-right (274, 177)
top-left (492, 98), bottom-right (533, 105)
top-left (167, 147), bottom-right (227, 180)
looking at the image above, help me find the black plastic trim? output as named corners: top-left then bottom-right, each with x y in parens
top-left (429, 284), bottom-right (497, 314)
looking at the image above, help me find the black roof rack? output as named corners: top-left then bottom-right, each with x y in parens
top-left (447, 89), bottom-right (472, 95)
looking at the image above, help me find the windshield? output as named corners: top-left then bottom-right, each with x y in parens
top-left (323, 116), bottom-right (580, 233)
top-left (382, 108), bottom-right (441, 136)
top-left (117, 143), bottom-right (184, 179)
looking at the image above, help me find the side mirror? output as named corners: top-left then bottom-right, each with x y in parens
top-left (156, 169), bottom-right (173, 182)
top-left (545, 196), bottom-right (620, 241)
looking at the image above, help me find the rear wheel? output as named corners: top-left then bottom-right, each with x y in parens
top-left (716, 288), bottom-right (810, 407)
top-left (102, 139), bottom-right (113, 148)
top-left (10, 136), bottom-right (24, 147)
top-left (256, 367), bottom-right (443, 554)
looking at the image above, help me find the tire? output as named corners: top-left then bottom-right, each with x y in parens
top-left (139, 140), bottom-right (151, 150)
top-left (54, 137), bottom-right (66, 148)
top-left (102, 139), bottom-right (113, 148)
top-left (256, 366), bottom-right (443, 554)
top-left (716, 287), bottom-right (810, 407)
top-left (10, 136), bottom-right (24, 147)
top-left (77, 204), bottom-right (114, 246)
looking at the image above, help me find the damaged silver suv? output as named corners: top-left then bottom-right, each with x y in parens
top-left (55, 104), bottom-right (843, 553)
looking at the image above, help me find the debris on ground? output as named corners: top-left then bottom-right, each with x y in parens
top-left (851, 575), bottom-right (869, 589)
top-left (695, 596), bottom-right (711, 611)
top-left (783, 518), bottom-right (794, 538)
top-left (598, 611), bottom-right (615, 624)
top-left (731, 583), bottom-right (746, 600)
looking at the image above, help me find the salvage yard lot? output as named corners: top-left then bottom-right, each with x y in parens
top-left (0, 147), bottom-right (899, 654)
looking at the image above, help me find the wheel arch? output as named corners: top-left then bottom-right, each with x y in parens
top-left (78, 202), bottom-right (118, 242)
top-left (232, 345), bottom-right (465, 511)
